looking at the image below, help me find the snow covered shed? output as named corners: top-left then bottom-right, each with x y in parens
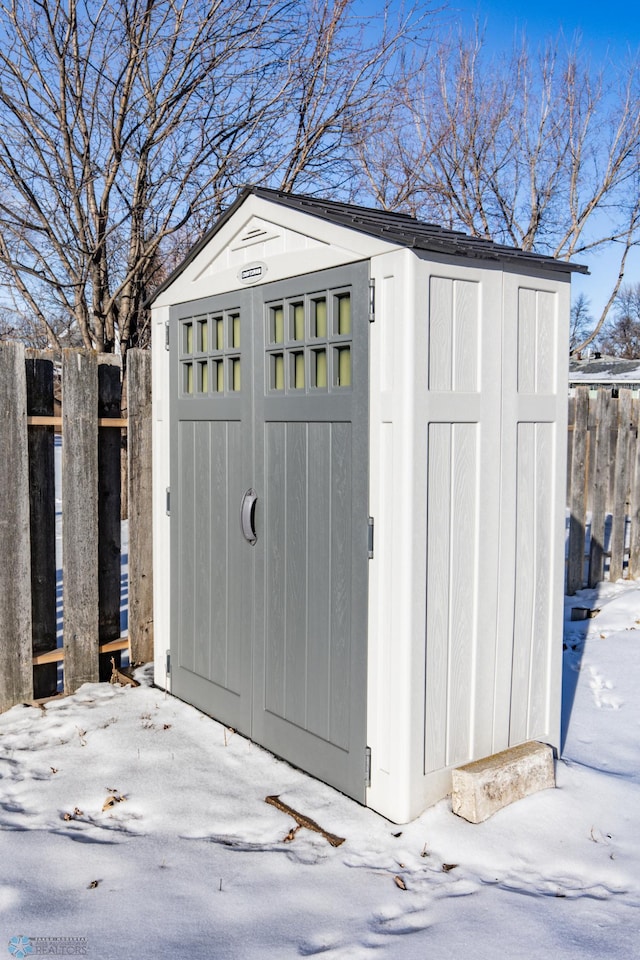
top-left (150, 187), bottom-right (585, 823)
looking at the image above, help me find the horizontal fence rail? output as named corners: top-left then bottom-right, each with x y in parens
top-left (567, 385), bottom-right (640, 594)
top-left (0, 344), bottom-right (152, 712)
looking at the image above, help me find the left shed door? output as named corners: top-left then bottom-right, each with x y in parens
top-left (169, 288), bottom-right (254, 735)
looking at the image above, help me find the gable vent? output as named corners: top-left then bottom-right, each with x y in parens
top-left (241, 227), bottom-right (269, 242)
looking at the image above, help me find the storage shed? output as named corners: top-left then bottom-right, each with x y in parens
top-left (150, 187), bottom-right (585, 823)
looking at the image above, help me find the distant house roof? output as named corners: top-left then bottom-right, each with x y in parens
top-left (569, 356), bottom-right (640, 386)
top-left (150, 186), bottom-right (588, 304)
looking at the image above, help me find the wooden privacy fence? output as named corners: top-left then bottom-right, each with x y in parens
top-left (0, 343), bottom-right (152, 712)
top-left (567, 385), bottom-right (640, 594)
top-left (2, 350), bottom-right (637, 707)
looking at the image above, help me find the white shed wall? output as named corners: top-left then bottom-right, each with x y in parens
top-left (366, 253), bottom-right (569, 823)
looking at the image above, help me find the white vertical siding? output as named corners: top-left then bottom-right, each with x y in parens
top-left (423, 421), bottom-right (479, 773)
top-left (420, 267), bottom-right (500, 794)
top-left (369, 257), bottom-right (567, 823)
top-left (497, 271), bottom-right (568, 754)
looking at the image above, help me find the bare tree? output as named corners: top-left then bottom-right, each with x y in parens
top-left (570, 294), bottom-right (595, 353)
top-left (356, 30), bottom-right (640, 347)
top-left (0, 0), bottom-right (299, 351)
top-left (0, 0), bottom-right (431, 352)
top-left (262, 0), bottom-right (430, 198)
top-left (599, 283), bottom-right (640, 358)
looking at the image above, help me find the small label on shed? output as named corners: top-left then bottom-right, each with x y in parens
top-left (238, 262), bottom-right (267, 284)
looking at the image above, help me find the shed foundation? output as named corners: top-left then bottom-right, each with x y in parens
top-left (451, 741), bottom-right (555, 823)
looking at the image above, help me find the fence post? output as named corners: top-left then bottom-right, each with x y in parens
top-left (25, 352), bottom-right (58, 698)
top-left (609, 389), bottom-right (633, 582)
top-left (567, 386), bottom-right (589, 595)
top-left (127, 349), bottom-right (153, 664)
top-left (0, 342), bottom-right (33, 709)
top-left (63, 349), bottom-right (99, 692)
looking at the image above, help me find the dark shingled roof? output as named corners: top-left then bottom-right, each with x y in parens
top-left (151, 186), bottom-right (588, 302)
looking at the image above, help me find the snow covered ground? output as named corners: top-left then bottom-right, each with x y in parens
top-left (1, 581), bottom-right (640, 959)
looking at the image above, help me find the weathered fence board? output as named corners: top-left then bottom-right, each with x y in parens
top-left (63, 350), bottom-right (100, 693)
top-left (0, 343), bottom-right (33, 710)
top-left (609, 390), bottom-right (634, 582)
top-left (588, 389), bottom-right (614, 588)
top-left (26, 354), bottom-right (57, 698)
top-left (567, 387), bottom-right (589, 595)
top-left (128, 350), bottom-right (154, 665)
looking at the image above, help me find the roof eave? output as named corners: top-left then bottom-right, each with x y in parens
top-left (147, 186), bottom-right (256, 307)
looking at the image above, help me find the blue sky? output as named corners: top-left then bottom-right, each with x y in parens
top-left (441, 0), bottom-right (640, 322)
top-left (449, 0), bottom-right (640, 56)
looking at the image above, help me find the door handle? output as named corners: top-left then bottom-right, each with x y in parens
top-left (240, 488), bottom-right (258, 545)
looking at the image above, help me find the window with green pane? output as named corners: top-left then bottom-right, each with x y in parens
top-left (313, 348), bottom-right (327, 388)
top-left (334, 346), bottom-right (351, 387)
top-left (271, 353), bottom-right (285, 391)
top-left (230, 357), bottom-right (241, 392)
top-left (198, 360), bottom-right (209, 393)
top-left (335, 293), bottom-right (351, 335)
top-left (230, 313), bottom-right (241, 348)
top-left (214, 316), bottom-right (224, 350)
top-left (291, 351), bottom-right (305, 389)
top-left (197, 318), bottom-right (208, 352)
top-left (183, 322), bottom-right (193, 355)
top-left (270, 305), bottom-right (284, 344)
top-left (212, 359), bottom-right (224, 392)
top-left (312, 298), bottom-right (327, 338)
top-left (291, 301), bottom-right (304, 341)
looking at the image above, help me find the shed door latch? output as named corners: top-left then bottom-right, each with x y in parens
top-left (365, 746), bottom-right (372, 787)
top-left (368, 278), bottom-right (375, 323)
top-left (165, 321), bottom-right (170, 350)
top-left (367, 517), bottom-right (374, 559)
top-left (166, 487), bottom-right (171, 516)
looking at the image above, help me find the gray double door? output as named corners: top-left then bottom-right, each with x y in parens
top-left (170, 263), bottom-right (370, 802)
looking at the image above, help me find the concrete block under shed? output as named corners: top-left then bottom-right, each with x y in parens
top-left (451, 741), bottom-right (555, 823)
